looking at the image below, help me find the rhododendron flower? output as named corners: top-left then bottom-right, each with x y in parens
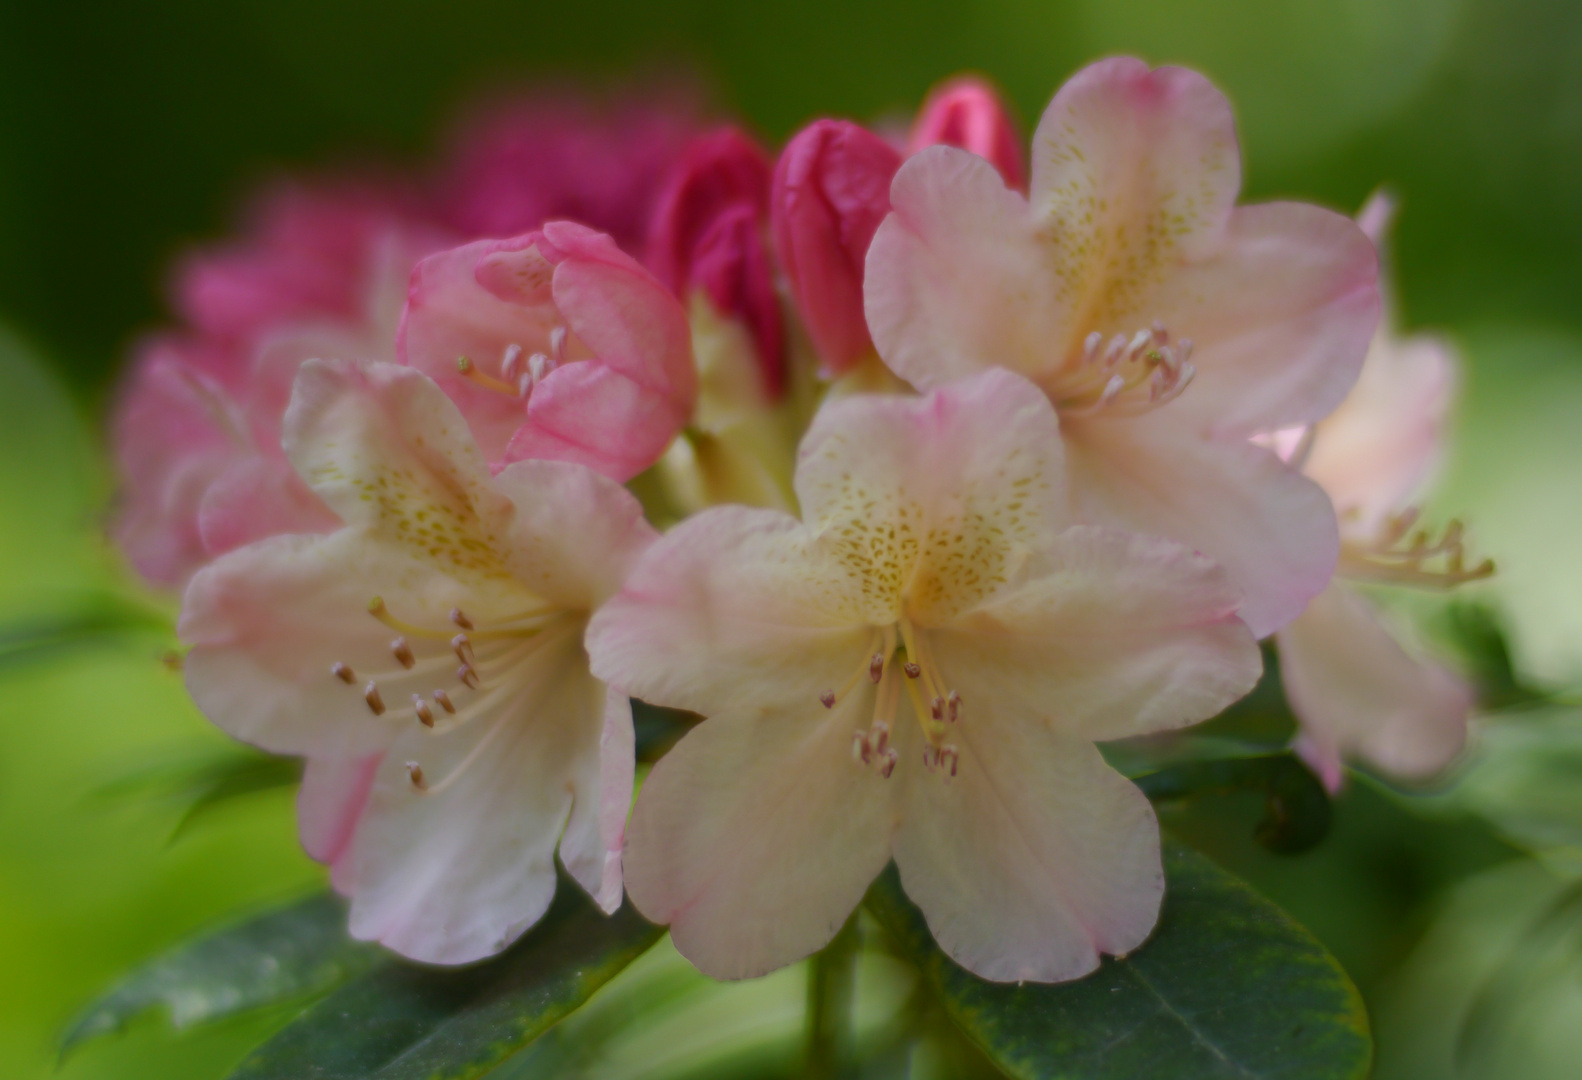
top-left (1275, 194), bottom-right (1487, 791)
top-left (772, 77), bottom-right (1024, 377)
top-left (399, 220), bottom-right (697, 482)
top-left (112, 187), bottom-right (436, 586)
top-left (180, 360), bottom-right (653, 964)
top-left (864, 58), bottom-right (1381, 637)
top-left (587, 369), bottom-right (1261, 982)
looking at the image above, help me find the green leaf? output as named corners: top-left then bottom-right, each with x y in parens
top-left (61, 893), bottom-right (381, 1055)
top-left (94, 745), bottom-right (304, 838)
top-left (228, 881), bottom-right (663, 1080)
top-left (866, 842), bottom-right (1371, 1080)
top-left (1130, 751), bottom-right (1332, 854)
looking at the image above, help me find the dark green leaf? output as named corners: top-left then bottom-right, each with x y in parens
top-left (94, 745), bottom-right (304, 838)
top-left (1130, 751), bottom-right (1332, 854)
top-left (867, 842), bottom-right (1371, 1080)
top-left (632, 698), bottom-right (697, 763)
top-left (0, 599), bottom-right (169, 672)
top-left (61, 893), bottom-right (380, 1055)
top-left (228, 881), bottom-right (662, 1080)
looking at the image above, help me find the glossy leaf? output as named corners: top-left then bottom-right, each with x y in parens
top-left (867, 842), bottom-right (1371, 1080)
top-left (228, 881), bottom-right (663, 1080)
top-left (61, 893), bottom-right (380, 1055)
top-left (1131, 751), bottom-right (1332, 854)
top-left (95, 745), bottom-right (304, 839)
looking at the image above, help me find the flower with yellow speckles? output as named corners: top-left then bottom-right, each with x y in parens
top-left (179, 358), bottom-right (655, 964)
top-left (864, 57), bottom-right (1382, 637)
top-left (586, 369), bottom-right (1262, 983)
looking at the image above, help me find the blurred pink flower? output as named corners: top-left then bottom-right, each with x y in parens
top-left (181, 360), bottom-right (653, 963)
top-left (398, 221), bottom-right (696, 481)
top-left (865, 57), bottom-right (1381, 636)
top-left (771, 76), bottom-right (1023, 377)
top-left (588, 369), bottom-right (1260, 982)
top-left (1275, 193), bottom-right (1485, 791)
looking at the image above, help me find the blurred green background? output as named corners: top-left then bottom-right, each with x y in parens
top-left (2, 0), bottom-right (1582, 1077)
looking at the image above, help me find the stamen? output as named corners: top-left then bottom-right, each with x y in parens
top-left (853, 730), bottom-right (872, 765)
top-left (413, 694), bottom-right (435, 728)
top-left (938, 745), bottom-right (959, 778)
top-left (550, 326), bottom-right (568, 365)
top-left (870, 722), bottom-right (890, 756)
top-left (368, 596), bottom-right (450, 640)
top-left (903, 661), bottom-right (921, 679)
top-left (331, 661), bottom-right (356, 684)
top-left (500, 343), bottom-right (525, 382)
top-left (947, 690), bottom-right (961, 723)
top-left (455, 355), bottom-right (522, 397)
top-left (433, 689), bottom-right (456, 714)
top-left (452, 633), bottom-right (475, 664)
top-left (529, 351), bottom-right (554, 384)
top-left (390, 636), bottom-right (415, 670)
top-left (1058, 323), bottom-right (1194, 418)
top-left (877, 749), bottom-right (898, 779)
top-left (458, 663), bottom-right (480, 689)
top-left (364, 681), bottom-right (386, 716)
top-left (869, 654), bottom-right (885, 683)
top-left (1341, 512), bottom-right (1496, 589)
top-left (820, 690), bottom-right (837, 709)
top-left (450, 608), bottom-right (474, 631)
top-left (406, 761), bottom-right (427, 791)
top-left (409, 708), bottom-right (516, 796)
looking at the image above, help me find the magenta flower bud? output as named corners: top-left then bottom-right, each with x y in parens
top-left (647, 128), bottom-right (784, 395)
top-left (908, 76), bottom-right (1027, 191)
top-left (771, 120), bottom-right (902, 376)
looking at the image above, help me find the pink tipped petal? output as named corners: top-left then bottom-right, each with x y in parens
top-left (646, 126), bottom-right (773, 296)
top-left (1303, 333), bottom-right (1458, 535)
top-left (771, 120), bottom-right (903, 373)
top-left (1028, 58), bottom-right (1240, 264)
top-left (1279, 583), bottom-right (1471, 783)
top-left (893, 721), bottom-right (1162, 983)
top-left (934, 527), bottom-right (1261, 741)
top-left (1141, 202), bottom-right (1381, 436)
top-left (559, 685), bottom-right (636, 913)
top-left (795, 368), bottom-right (1073, 622)
top-left (1063, 418), bottom-right (1339, 638)
top-left (546, 220), bottom-right (697, 412)
top-left (909, 76), bottom-right (1026, 190)
top-left (685, 205), bottom-right (786, 396)
top-left (491, 457), bottom-right (657, 611)
top-left (343, 628), bottom-right (601, 964)
top-left (504, 361), bottom-right (687, 482)
top-left (865, 146), bottom-right (1057, 389)
top-left (297, 754), bottom-right (381, 866)
top-left (196, 456), bottom-right (337, 560)
top-left (623, 698), bottom-right (894, 980)
top-left (587, 506), bottom-right (872, 717)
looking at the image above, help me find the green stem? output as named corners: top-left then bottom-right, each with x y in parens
top-left (804, 913), bottom-right (860, 1080)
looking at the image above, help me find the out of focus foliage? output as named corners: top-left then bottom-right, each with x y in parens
top-left (1, 1), bottom-right (1581, 1078)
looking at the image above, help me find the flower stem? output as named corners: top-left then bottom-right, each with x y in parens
top-left (804, 913), bottom-right (860, 1079)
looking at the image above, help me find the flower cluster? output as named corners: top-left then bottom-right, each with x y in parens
top-left (112, 61), bottom-right (1491, 981)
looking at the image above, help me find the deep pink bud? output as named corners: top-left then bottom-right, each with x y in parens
top-left (771, 120), bottom-right (902, 376)
top-left (908, 77), bottom-right (1026, 191)
top-left (646, 128), bottom-right (784, 394)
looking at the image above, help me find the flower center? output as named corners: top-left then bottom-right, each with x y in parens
top-left (1052, 322), bottom-right (1194, 418)
top-left (1337, 508), bottom-right (1495, 589)
top-left (819, 618), bottom-right (961, 781)
top-left (454, 325), bottom-right (569, 400)
top-left (328, 595), bottom-right (564, 795)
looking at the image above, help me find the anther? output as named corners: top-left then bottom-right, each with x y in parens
top-left (868, 654), bottom-right (884, 683)
top-left (550, 326), bottom-right (568, 365)
top-left (947, 690), bottom-right (961, 723)
top-left (500, 343), bottom-right (525, 382)
top-left (332, 661), bottom-right (356, 684)
top-left (853, 731), bottom-right (872, 765)
top-left (390, 636), bottom-right (415, 670)
top-left (1082, 330), bottom-right (1103, 363)
top-left (433, 689), bottom-right (456, 714)
top-left (457, 663), bottom-right (480, 689)
top-left (413, 694), bottom-right (435, 728)
top-left (939, 745), bottom-right (959, 778)
top-left (878, 749), bottom-right (898, 779)
top-left (528, 351), bottom-right (553, 384)
top-left (820, 690), bottom-right (837, 709)
top-left (364, 681), bottom-right (386, 716)
top-left (452, 633), bottom-right (474, 664)
top-left (930, 696), bottom-right (945, 722)
top-left (871, 723), bottom-right (890, 756)
top-left (450, 608), bottom-right (474, 631)
top-left (903, 661), bottom-right (921, 679)
top-left (406, 761), bottom-right (427, 791)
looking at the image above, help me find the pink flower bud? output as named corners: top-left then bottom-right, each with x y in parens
top-left (771, 120), bottom-right (902, 376)
top-left (908, 77), bottom-right (1026, 191)
top-left (647, 128), bottom-right (784, 394)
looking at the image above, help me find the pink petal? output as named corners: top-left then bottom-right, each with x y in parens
top-left (1141, 201), bottom-right (1381, 437)
top-left (558, 685), bottom-right (636, 913)
top-left (342, 629), bottom-right (606, 964)
top-left (1063, 416), bottom-right (1339, 638)
top-left (623, 698), bottom-right (895, 980)
top-left (1028, 58), bottom-right (1240, 265)
top-left (586, 506), bottom-right (873, 718)
top-left (502, 361), bottom-right (688, 483)
top-left (909, 75), bottom-right (1026, 191)
top-left (893, 716), bottom-right (1162, 983)
top-left (933, 526), bottom-right (1261, 741)
top-left (297, 754), bottom-right (380, 866)
top-left (1279, 583), bottom-right (1470, 785)
top-left (771, 120), bottom-right (902, 374)
top-left (645, 126), bottom-right (773, 295)
top-left (196, 455), bottom-right (337, 560)
top-left (865, 145), bottom-right (1060, 389)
